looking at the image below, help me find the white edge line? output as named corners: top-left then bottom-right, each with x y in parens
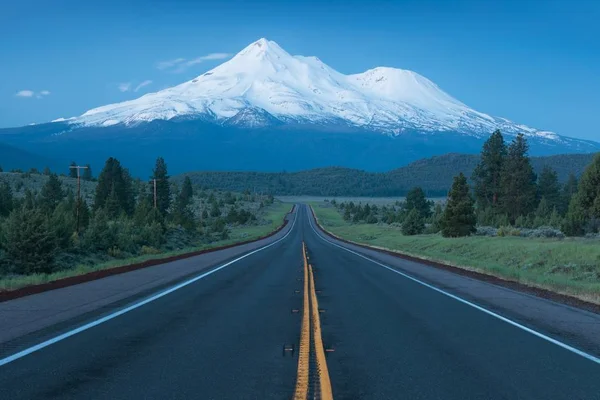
top-left (0, 208), bottom-right (299, 368)
top-left (307, 206), bottom-right (600, 366)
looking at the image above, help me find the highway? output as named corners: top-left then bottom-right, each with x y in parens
top-left (1, 204), bottom-right (600, 399)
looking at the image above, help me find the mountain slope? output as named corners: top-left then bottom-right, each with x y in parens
top-left (71, 39), bottom-right (587, 146)
top-left (0, 38), bottom-right (598, 175)
top-left (176, 152), bottom-right (596, 197)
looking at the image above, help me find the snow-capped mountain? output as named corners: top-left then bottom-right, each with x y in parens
top-left (73, 38), bottom-right (556, 140)
top-left (2, 38), bottom-right (597, 176)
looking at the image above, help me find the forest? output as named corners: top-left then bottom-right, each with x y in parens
top-left (0, 157), bottom-right (276, 284)
top-left (178, 152), bottom-right (594, 197)
top-left (329, 131), bottom-right (600, 238)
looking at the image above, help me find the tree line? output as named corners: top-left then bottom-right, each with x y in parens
top-left (0, 157), bottom-right (273, 277)
top-left (332, 130), bottom-right (600, 237)
top-left (178, 152), bottom-right (593, 197)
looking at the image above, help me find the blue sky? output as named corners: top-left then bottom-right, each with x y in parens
top-left (1, 0), bottom-right (599, 141)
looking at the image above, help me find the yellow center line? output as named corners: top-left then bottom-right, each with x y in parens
top-left (293, 243), bottom-right (310, 400)
top-left (309, 262), bottom-right (334, 400)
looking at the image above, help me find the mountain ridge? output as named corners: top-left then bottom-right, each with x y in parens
top-left (175, 152), bottom-right (596, 197)
top-left (59, 38), bottom-right (587, 147)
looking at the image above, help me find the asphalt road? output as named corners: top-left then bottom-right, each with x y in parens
top-left (1, 205), bottom-right (600, 399)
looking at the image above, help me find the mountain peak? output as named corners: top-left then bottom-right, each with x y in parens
top-left (234, 38), bottom-right (289, 60)
top-left (70, 38), bottom-right (563, 144)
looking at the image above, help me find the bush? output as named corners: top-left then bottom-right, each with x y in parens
top-left (497, 226), bottom-right (521, 237)
top-left (475, 226), bottom-right (498, 237)
top-left (1, 206), bottom-right (57, 274)
top-left (518, 227), bottom-right (565, 239)
top-left (402, 208), bottom-right (424, 235)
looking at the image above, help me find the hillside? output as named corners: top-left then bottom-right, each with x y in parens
top-left (176, 152), bottom-right (596, 197)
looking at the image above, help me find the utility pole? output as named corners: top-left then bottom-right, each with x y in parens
top-left (69, 165), bottom-right (88, 233)
top-left (153, 178), bottom-right (157, 209)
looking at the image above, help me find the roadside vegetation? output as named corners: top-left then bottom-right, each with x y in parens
top-left (313, 131), bottom-right (600, 302)
top-left (0, 158), bottom-right (285, 291)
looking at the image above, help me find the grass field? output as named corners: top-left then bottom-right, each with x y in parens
top-left (312, 203), bottom-right (600, 303)
top-left (0, 202), bottom-right (291, 292)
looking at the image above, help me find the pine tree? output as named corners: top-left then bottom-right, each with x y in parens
top-left (210, 201), bottom-right (221, 217)
top-left (560, 173), bottom-right (578, 214)
top-left (404, 187), bottom-right (432, 219)
top-left (151, 157), bottom-right (171, 215)
top-left (441, 173), bottom-right (476, 237)
top-left (173, 178), bottom-right (196, 230)
top-left (563, 154), bottom-right (600, 235)
top-left (472, 130), bottom-right (507, 209)
top-left (94, 157), bottom-right (135, 215)
top-left (179, 176), bottom-right (194, 206)
top-left (500, 134), bottom-right (537, 223)
top-left (69, 161), bottom-right (78, 178)
top-left (2, 206), bottom-right (57, 274)
top-left (402, 208), bottom-right (424, 235)
top-left (43, 166), bottom-right (51, 175)
top-left (40, 173), bottom-right (65, 211)
top-left (0, 180), bottom-right (13, 217)
top-left (429, 203), bottom-right (444, 233)
top-left (51, 200), bottom-right (76, 249)
top-left (537, 166), bottom-right (561, 211)
top-left (82, 164), bottom-right (93, 181)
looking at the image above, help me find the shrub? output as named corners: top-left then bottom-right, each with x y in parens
top-left (402, 208), bottom-right (424, 235)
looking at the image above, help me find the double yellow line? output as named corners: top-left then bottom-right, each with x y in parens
top-left (293, 242), bottom-right (333, 400)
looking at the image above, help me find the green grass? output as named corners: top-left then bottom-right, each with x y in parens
top-left (312, 203), bottom-right (600, 303)
top-left (0, 202), bottom-right (291, 292)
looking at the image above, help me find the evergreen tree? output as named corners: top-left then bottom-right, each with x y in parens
top-left (151, 157), bottom-right (171, 215)
top-left (179, 176), bottom-right (194, 206)
top-left (441, 173), bottom-right (477, 237)
top-left (43, 166), bottom-right (51, 175)
top-left (40, 173), bottom-right (64, 211)
top-left (172, 178), bottom-right (196, 230)
top-left (500, 134), bottom-right (537, 223)
top-left (201, 209), bottom-right (209, 220)
top-left (560, 173), bottom-right (578, 214)
top-left (51, 200), bottom-right (76, 249)
top-left (2, 206), bottom-right (57, 274)
top-left (402, 208), bottom-right (424, 235)
top-left (210, 201), bottom-right (221, 217)
top-left (472, 130), bottom-right (507, 209)
top-left (82, 164), bottom-right (93, 181)
top-left (404, 187), bottom-right (432, 219)
top-left (0, 180), bottom-right (13, 217)
top-left (429, 203), bottom-right (444, 233)
top-left (69, 161), bottom-right (78, 178)
top-left (537, 166), bottom-right (561, 211)
top-left (343, 207), bottom-right (351, 221)
top-left (94, 157), bottom-right (135, 215)
top-left (562, 154), bottom-right (600, 235)
top-left (79, 200), bottom-right (91, 231)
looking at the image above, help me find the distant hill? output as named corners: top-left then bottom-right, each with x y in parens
top-left (176, 152), bottom-right (596, 197)
top-left (0, 141), bottom-right (55, 171)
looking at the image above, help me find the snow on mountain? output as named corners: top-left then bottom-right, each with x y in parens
top-left (73, 38), bottom-right (554, 140)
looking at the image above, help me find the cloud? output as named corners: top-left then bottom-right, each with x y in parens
top-left (134, 80), bottom-right (153, 92)
top-left (16, 90), bottom-right (34, 97)
top-left (16, 89), bottom-right (50, 98)
top-left (158, 53), bottom-right (231, 73)
top-left (156, 58), bottom-right (186, 70)
top-left (118, 82), bottom-right (132, 92)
